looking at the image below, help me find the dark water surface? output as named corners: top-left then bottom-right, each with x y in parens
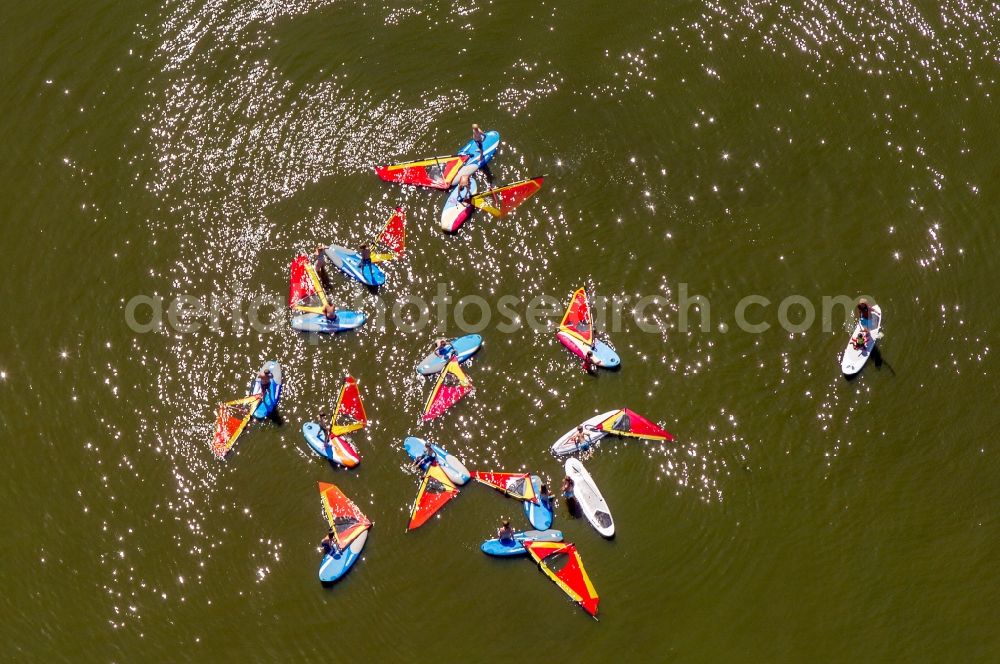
top-left (2, 0), bottom-right (998, 660)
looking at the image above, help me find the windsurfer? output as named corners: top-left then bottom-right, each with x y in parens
top-left (472, 124), bottom-right (485, 154)
top-left (582, 350), bottom-right (598, 374)
top-left (357, 243), bottom-right (373, 269)
top-left (411, 442), bottom-right (436, 472)
top-left (322, 303), bottom-right (339, 323)
top-left (497, 520), bottom-right (515, 544)
top-left (257, 369), bottom-right (272, 396)
top-left (567, 425), bottom-right (590, 450)
top-left (320, 529), bottom-right (337, 556)
top-left (317, 410), bottom-right (331, 439)
top-left (456, 174), bottom-right (472, 204)
top-left (434, 338), bottom-right (455, 358)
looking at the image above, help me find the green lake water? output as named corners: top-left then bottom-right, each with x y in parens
top-left (2, 0), bottom-right (998, 660)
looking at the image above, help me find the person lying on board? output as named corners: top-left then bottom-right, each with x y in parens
top-left (582, 350), bottom-right (598, 374)
top-left (322, 303), bottom-right (339, 323)
top-left (857, 298), bottom-right (872, 330)
top-left (472, 124), bottom-right (485, 155)
top-left (320, 529), bottom-right (337, 556)
top-left (410, 442), bottom-right (436, 473)
top-left (497, 520), bottom-right (515, 544)
top-left (434, 338), bottom-right (456, 358)
top-left (456, 174), bottom-right (472, 205)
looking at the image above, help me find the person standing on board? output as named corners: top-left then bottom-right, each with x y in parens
top-left (314, 244), bottom-right (332, 290)
top-left (472, 124), bottom-right (486, 155)
top-left (357, 242), bottom-right (373, 269)
top-left (317, 410), bottom-right (331, 439)
top-left (257, 369), bottom-right (272, 397)
top-left (320, 529), bottom-right (337, 556)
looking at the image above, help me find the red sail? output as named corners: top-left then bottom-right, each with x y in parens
top-left (211, 396), bottom-right (260, 459)
top-left (330, 376), bottom-right (367, 436)
top-left (422, 357), bottom-right (473, 421)
top-left (471, 177), bottom-right (544, 218)
top-left (375, 155), bottom-right (469, 189)
top-left (470, 471), bottom-right (537, 503)
top-left (597, 408), bottom-right (673, 442)
top-left (371, 207), bottom-right (405, 262)
top-left (318, 482), bottom-right (371, 548)
top-left (526, 541), bottom-right (600, 617)
top-left (288, 254), bottom-right (315, 307)
top-left (558, 288), bottom-right (593, 345)
top-left (407, 466), bottom-right (459, 530)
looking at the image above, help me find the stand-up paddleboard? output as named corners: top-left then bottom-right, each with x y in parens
top-left (249, 361), bottom-right (282, 419)
top-left (441, 178), bottom-right (478, 232)
top-left (324, 245), bottom-right (386, 287)
top-left (523, 475), bottom-right (554, 530)
top-left (841, 304), bottom-right (882, 376)
top-left (480, 529), bottom-right (563, 557)
top-left (455, 130), bottom-right (500, 179)
top-left (303, 422), bottom-right (361, 468)
top-left (550, 410), bottom-right (618, 456)
top-left (319, 525), bottom-right (368, 583)
top-left (416, 335), bottom-right (483, 375)
top-left (565, 458), bottom-right (614, 538)
top-left (291, 310), bottom-right (367, 333)
top-left (403, 437), bottom-right (470, 485)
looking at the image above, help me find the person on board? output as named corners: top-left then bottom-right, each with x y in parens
top-left (857, 298), bottom-right (873, 330)
top-left (321, 302), bottom-right (339, 324)
top-left (582, 350), bottom-right (598, 374)
top-left (472, 124), bottom-right (486, 155)
top-left (434, 337), bottom-right (456, 358)
top-left (411, 441), bottom-right (436, 472)
top-left (357, 242), bottom-right (373, 269)
top-left (257, 369), bottom-right (272, 396)
top-left (567, 425), bottom-right (590, 451)
top-left (851, 331), bottom-right (868, 351)
top-left (317, 410), bottom-right (331, 439)
top-left (561, 476), bottom-right (579, 517)
top-left (538, 484), bottom-right (553, 511)
top-left (456, 174), bottom-right (473, 205)
top-left (497, 520), bottom-right (515, 544)
top-left (320, 529), bottom-right (337, 556)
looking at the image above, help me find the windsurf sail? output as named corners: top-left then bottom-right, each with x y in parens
top-left (212, 396), bottom-right (261, 459)
top-left (288, 254), bottom-right (329, 314)
top-left (596, 408), bottom-right (674, 442)
top-left (471, 176), bottom-right (544, 218)
top-left (369, 207), bottom-right (405, 263)
top-left (422, 357), bottom-right (473, 421)
top-left (407, 465), bottom-right (459, 530)
top-left (318, 482), bottom-right (371, 548)
top-left (558, 288), bottom-right (593, 345)
top-left (526, 541), bottom-right (599, 617)
top-left (330, 376), bottom-right (367, 436)
top-left (471, 471), bottom-right (538, 503)
top-left (375, 155), bottom-right (469, 189)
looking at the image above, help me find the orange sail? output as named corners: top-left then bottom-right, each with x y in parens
top-left (212, 396), bottom-right (261, 459)
top-left (526, 541), bottom-right (600, 616)
top-left (318, 482), bottom-right (371, 548)
top-left (330, 376), bottom-right (367, 436)
top-left (375, 155), bottom-right (469, 189)
top-left (288, 254), bottom-right (329, 314)
top-left (558, 287), bottom-right (593, 345)
top-left (471, 177), bottom-right (544, 217)
top-left (470, 471), bottom-right (537, 503)
top-left (422, 357), bottom-right (473, 421)
top-left (370, 207), bottom-right (405, 263)
top-left (407, 465), bottom-right (459, 530)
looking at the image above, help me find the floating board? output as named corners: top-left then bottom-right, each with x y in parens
top-left (564, 458), bottom-right (614, 538)
top-left (440, 178), bottom-right (478, 232)
top-left (290, 310), bottom-right (367, 333)
top-left (556, 332), bottom-right (620, 368)
top-left (416, 334), bottom-right (483, 375)
top-left (455, 130), bottom-right (500, 178)
top-left (249, 361), bottom-right (282, 419)
top-left (324, 245), bottom-right (386, 287)
top-left (841, 304), bottom-right (882, 376)
top-left (550, 410), bottom-right (618, 456)
top-left (480, 529), bottom-right (563, 557)
top-left (523, 475), bottom-right (554, 530)
top-left (403, 437), bottom-right (470, 485)
top-left (303, 422), bottom-right (361, 468)
top-left (319, 529), bottom-right (368, 583)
